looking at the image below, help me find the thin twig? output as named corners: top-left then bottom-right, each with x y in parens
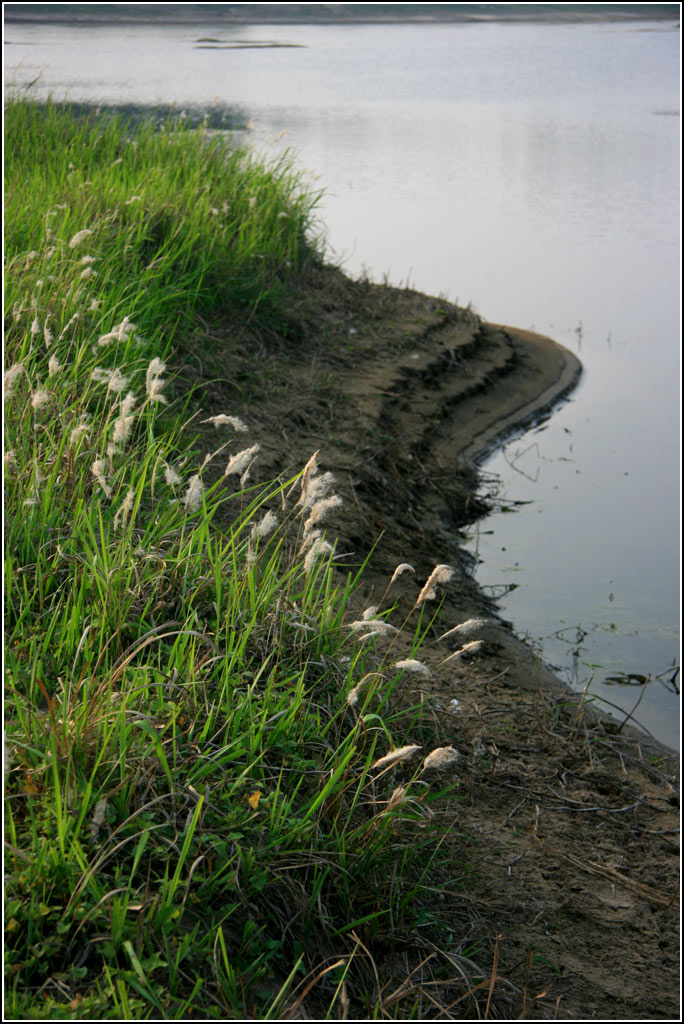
top-left (555, 850), bottom-right (675, 907)
top-left (484, 933), bottom-right (501, 1019)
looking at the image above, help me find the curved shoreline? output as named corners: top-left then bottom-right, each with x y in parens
top-left (458, 324), bottom-right (583, 464)
top-left (196, 268), bottom-right (673, 757)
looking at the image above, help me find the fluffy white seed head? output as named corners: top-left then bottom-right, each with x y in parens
top-left (97, 318), bottom-right (136, 347)
top-left (416, 564), bottom-right (454, 606)
top-left (183, 474), bottom-right (203, 512)
top-left (69, 421), bottom-right (90, 445)
top-left (113, 489), bottom-right (135, 531)
top-left (390, 562), bottom-right (415, 586)
top-left (145, 357), bottom-right (165, 387)
top-left (4, 363), bottom-right (24, 398)
top-left (91, 367), bottom-right (130, 393)
top-left (224, 444), bottom-right (260, 478)
top-left (346, 680), bottom-right (365, 707)
top-left (90, 797), bottom-right (108, 839)
top-left (147, 377), bottom-right (167, 404)
top-left (252, 509), bottom-right (278, 540)
top-left (303, 494), bottom-right (342, 536)
top-left (31, 387), bottom-right (50, 410)
top-left (145, 358), bottom-right (167, 404)
top-left (439, 618), bottom-right (490, 642)
top-left (298, 471), bottom-right (336, 511)
top-left (119, 318), bottom-right (134, 343)
top-left (164, 464), bottom-right (181, 487)
top-left (200, 414), bottom-right (248, 431)
top-left (423, 746), bottom-right (460, 771)
top-left (441, 640), bottom-right (484, 664)
top-left (69, 229), bottom-right (94, 248)
top-left (348, 618), bottom-right (398, 637)
top-left (393, 659), bottom-right (432, 678)
top-left (3, 730), bottom-right (13, 782)
top-left (385, 786), bottom-right (409, 812)
top-left (112, 393), bottom-right (137, 445)
top-left (90, 459), bottom-right (111, 497)
top-left (371, 745), bottom-right (422, 771)
top-left (303, 536), bottom-right (334, 574)
top-left (298, 450), bottom-right (320, 500)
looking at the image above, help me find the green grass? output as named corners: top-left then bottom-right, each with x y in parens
top-left (4, 96), bottom-right (471, 1019)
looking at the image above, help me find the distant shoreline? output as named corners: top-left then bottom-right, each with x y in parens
top-left (4, 3), bottom-right (680, 29)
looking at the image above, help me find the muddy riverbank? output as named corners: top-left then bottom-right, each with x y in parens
top-left (179, 263), bottom-right (679, 1019)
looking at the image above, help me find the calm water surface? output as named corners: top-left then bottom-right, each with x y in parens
top-left (5, 18), bottom-right (680, 748)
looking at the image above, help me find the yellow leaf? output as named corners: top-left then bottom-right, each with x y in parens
top-left (247, 791), bottom-right (261, 810)
top-left (23, 773), bottom-right (41, 796)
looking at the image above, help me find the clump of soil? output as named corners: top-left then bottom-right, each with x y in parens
top-left (177, 262), bottom-right (679, 1020)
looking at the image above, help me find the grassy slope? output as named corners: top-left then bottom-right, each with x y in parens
top-left (4, 98), bottom-right (479, 1020)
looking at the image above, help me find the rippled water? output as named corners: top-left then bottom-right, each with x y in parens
top-left (5, 16), bottom-right (680, 747)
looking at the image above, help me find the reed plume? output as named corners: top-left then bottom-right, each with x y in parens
top-left (112, 393), bottom-right (137, 445)
top-left (183, 473), bottom-right (203, 512)
top-left (390, 562), bottom-right (415, 586)
top-left (371, 745), bottom-right (422, 771)
top-left (200, 414), bottom-right (248, 431)
top-left (90, 459), bottom-right (111, 498)
top-left (164, 464), bottom-right (181, 487)
top-left (415, 564), bottom-right (454, 607)
top-left (224, 444), bottom-right (260, 477)
top-left (145, 358), bottom-right (167, 404)
top-left (303, 536), bottom-right (333, 574)
top-left (68, 229), bottom-right (93, 248)
top-left (31, 387), bottom-right (50, 410)
top-left (393, 659), bottom-right (432, 678)
top-left (441, 640), bottom-right (484, 664)
top-left (438, 618), bottom-right (489, 642)
top-left (4, 363), bottom-right (24, 399)
top-left (113, 489), bottom-right (135, 531)
top-left (251, 509), bottom-right (278, 540)
top-left (422, 746), bottom-right (459, 771)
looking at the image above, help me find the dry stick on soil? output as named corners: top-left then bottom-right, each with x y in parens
top-left (283, 958), bottom-right (346, 1020)
top-left (484, 932), bottom-right (501, 1020)
top-left (583, 688), bottom-right (660, 744)
top-left (380, 956), bottom-right (498, 1018)
top-left (553, 850), bottom-right (675, 907)
top-left (517, 946), bottom-right (551, 1020)
top-left (348, 930), bottom-right (382, 1008)
top-left (379, 952), bottom-right (438, 1013)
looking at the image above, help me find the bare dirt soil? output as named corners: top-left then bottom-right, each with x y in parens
top-left (178, 263), bottom-right (679, 1020)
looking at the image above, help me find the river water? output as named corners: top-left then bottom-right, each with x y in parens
top-left (4, 16), bottom-right (680, 748)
